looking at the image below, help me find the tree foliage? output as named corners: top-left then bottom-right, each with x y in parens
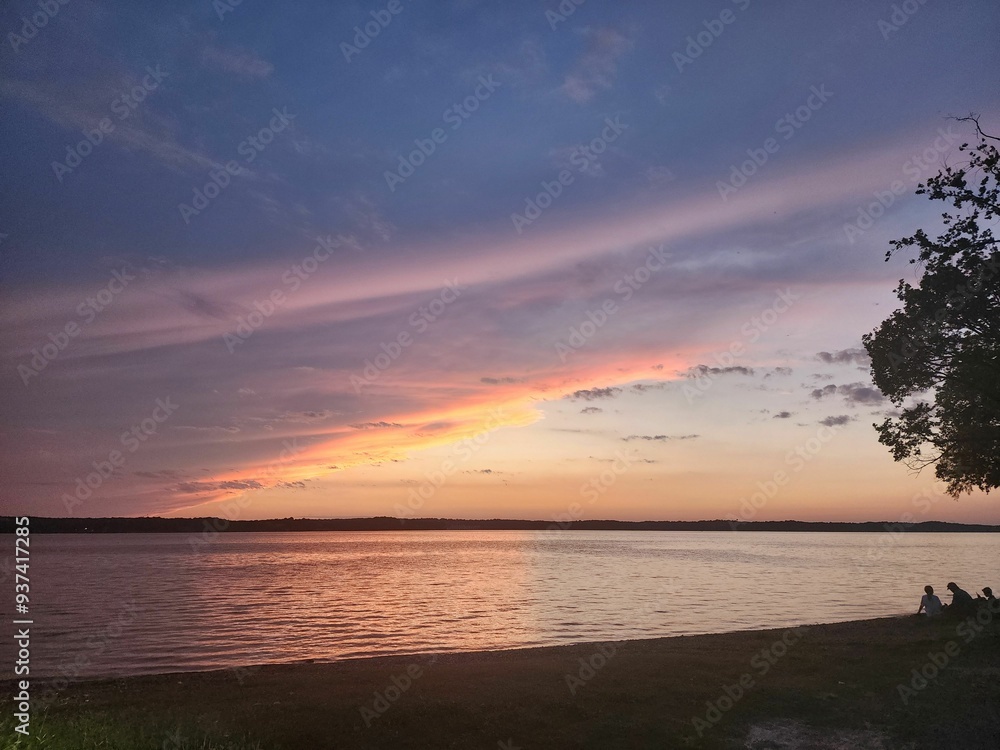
top-left (863, 117), bottom-right (1000, 496)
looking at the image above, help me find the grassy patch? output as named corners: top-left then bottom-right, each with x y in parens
top-left (0, 713), bottom-right (267, 750)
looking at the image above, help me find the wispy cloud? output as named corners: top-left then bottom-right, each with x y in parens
top-left (810, 382), bottom-right (885, 405)
top-left (562, 27), bottom-right (634, 104)
top-left (623, 434), bottom-right (699, 442)
top-left (568, 387), bottom-right (623, 401)
top-left (201, 45), bottom-right (274, 78)
top-left (0, 78), bottom-right (227, 174)
top-left (817, 348), bottom-right (870, 366)
top-left (684, 365), bottom-right (755, 378)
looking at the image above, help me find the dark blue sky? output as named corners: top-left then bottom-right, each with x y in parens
top-left (3, 0), bottom-right (994, 282)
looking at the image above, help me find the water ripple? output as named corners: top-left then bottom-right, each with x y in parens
top-left (3, 530), bottom-right (996, 678)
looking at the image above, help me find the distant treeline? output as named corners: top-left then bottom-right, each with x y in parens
top-left (1, 517), bottom-right (998, 534)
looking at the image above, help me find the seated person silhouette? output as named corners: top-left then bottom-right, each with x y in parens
top-left (917, 585), bottom-right (942, 617)
top-left (944, 581), bottom-right (975, 617)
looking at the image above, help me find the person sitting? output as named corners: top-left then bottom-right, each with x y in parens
top-left (944, 581), bottom-right (975, 617)
top-left (977, 586), bottom-right (996, 608)
top-left (917, 585), bottom-right (942, 617)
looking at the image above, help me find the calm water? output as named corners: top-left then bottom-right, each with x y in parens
top-left (3, 531), bottom-right (997, 678)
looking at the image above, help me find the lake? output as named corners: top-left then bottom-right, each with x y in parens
top-left (4, 531), bottom-right (998, 679)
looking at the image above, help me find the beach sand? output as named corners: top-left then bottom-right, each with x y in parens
top-left (12, 615), bottom-right (1000, 749)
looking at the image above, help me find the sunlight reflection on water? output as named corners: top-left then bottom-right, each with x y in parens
top-left (6, 530), bottom-right (997, 677)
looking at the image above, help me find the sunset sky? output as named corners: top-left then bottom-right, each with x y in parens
top-left (1, 0), bottom-right (998, 523)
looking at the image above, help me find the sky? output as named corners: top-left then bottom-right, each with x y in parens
top-left (1, 0), bottom-right (998, 523)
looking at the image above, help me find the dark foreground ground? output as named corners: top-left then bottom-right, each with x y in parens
top-left (4, 614), bottom-right (999, 749)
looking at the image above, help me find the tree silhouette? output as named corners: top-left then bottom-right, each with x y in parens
top-left (863, 116), bottom-right (1000, 497)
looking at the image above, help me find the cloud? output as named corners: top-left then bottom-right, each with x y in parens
top-left (417, 421), bottom-right (454, 433)
top-left (174, 290), bottom-right (234, 321)
top-left (764, 367), bottom-right (793, 378)
top-left (481, 376), bottom-right (525, 385)
top-left (173, 425), bottom-right (240, 434)
top-left (0, 78), bottom-right (224, 174)
top-left (843, 385), bottom-right (885, 405)
top-left (201, 45), bottom-right (274, 78)
top-left (259, 411), bottom-right (336, 424)
top-left (773, 411), bottom-right (793, 419)
top-left (684, 365), bottom-right (755, 378)
top-left (568, 387), bottom-right (622, 401)
top-left (580, 406), bottom-right (603, 414)
top-left (350, 421), bottom-right (403, 429)
top-left (623, 434), bottom-right (699, 442)
top-left (646, 165), bottom-right (676, 188)
top-left (819, 415), bottom-right (853, 427)
top-left (631, 382), bottom-right (668, 393)
top-left (810, 382), bottom-right (885, 405)
top-left (173, 479), bottom-right (263, 493)
top-left (817, 348), bottom-right (870, 366)
top-left (811, 384), bottom-right (838, 399)
top-left (562, 27), bottom-right (633, 103)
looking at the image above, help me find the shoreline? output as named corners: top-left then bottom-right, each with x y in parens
top-left (5, 516), bottom-right (1000, 533)
top-left (20, 612), bottom-right (917, 682)
top-left (15, 612), bottom-right (918, 683)
top-left (10, 614), bottom-right (1000, 749)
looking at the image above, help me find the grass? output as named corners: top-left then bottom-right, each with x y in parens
top-left (0, 713), bottom-right (264, 750)
top-left (3, 615), bottom-right (998, 749)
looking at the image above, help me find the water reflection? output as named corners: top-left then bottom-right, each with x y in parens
top-left (4, 531), bottom-right (996, 678)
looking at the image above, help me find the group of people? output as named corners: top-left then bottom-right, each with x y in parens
top-left (917, 582), bottom-right (995, 618)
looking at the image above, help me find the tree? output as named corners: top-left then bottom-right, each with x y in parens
top-left (863, 116), bottom-right (1000, 497)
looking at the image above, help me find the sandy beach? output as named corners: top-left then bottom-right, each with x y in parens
top-left (7, 614), bottom-right (999, 749)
